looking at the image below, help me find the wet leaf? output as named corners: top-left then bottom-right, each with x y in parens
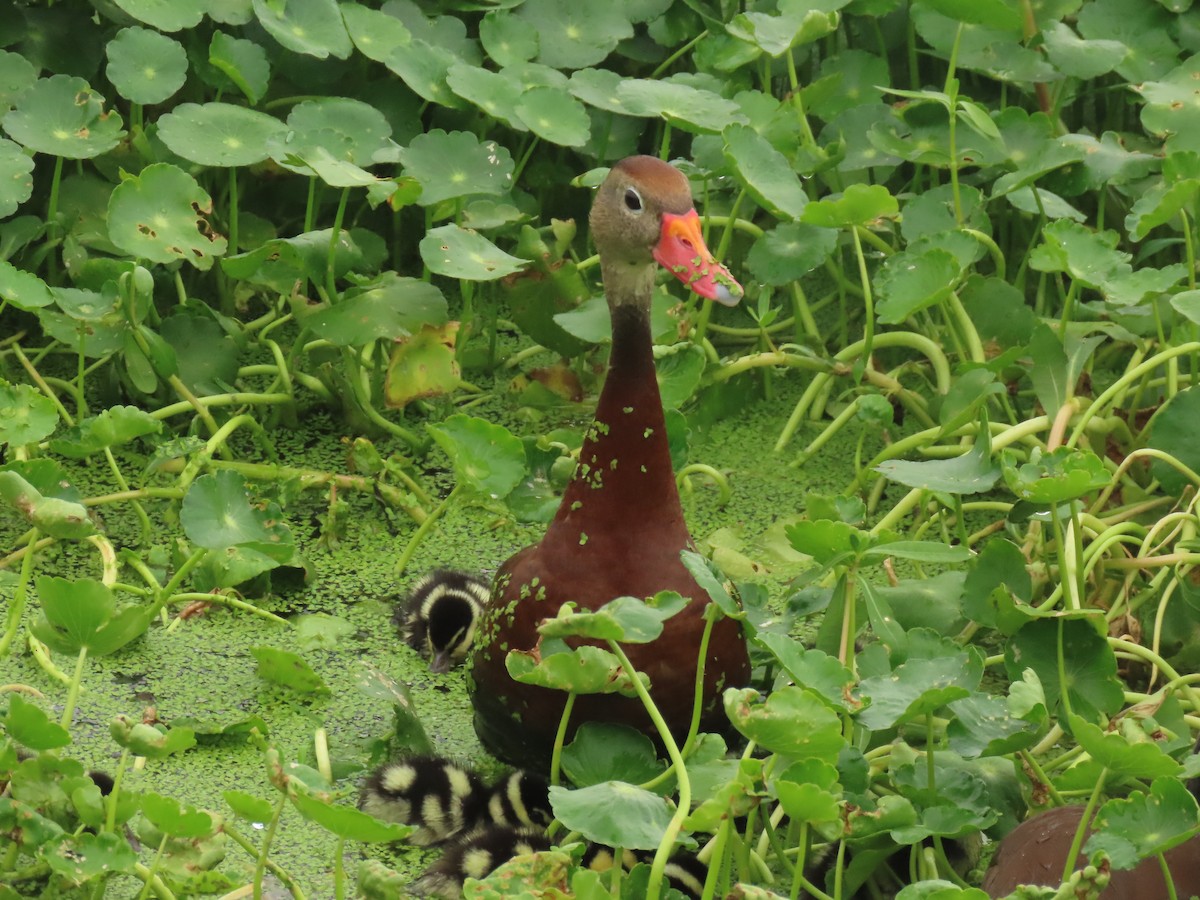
top-left (420, 224), bottom-right (526, 281)
top-left (857, 652), bottom-right (982, 730)
top-left (401, 129), bottom-right (514, 205)
top-left (158, 102), bottom-right (285, 168)
top-left (875, 248), bottom-right (962, 323)
top-left (209, 31), bottom-right (270, 104)
top-left (307, 273), bottom-right (448, 346)
top-left (549, 781), bottom-right (672, 849)
top-left (105, 27), bottom-right (187, 105)
top-left (252, 0), bottom-right (352, 59)
top-left (746, 222), bottom-right (837, 285)
top-left (2, 75), bottom-right (125, 159)
top-left (251, 646), bottom-right (330, 695)
top-left (724, 124), bottom-right (808, 219)
top-left (802, 184), bottom-right (899, 227)
top-left (426, 414), bottom-right (526, 498)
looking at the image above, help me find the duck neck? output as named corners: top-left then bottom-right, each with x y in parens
top-left (543, 298), bottom-right (690, 552)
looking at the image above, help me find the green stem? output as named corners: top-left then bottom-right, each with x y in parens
top-left (395, 485), bottom-right (461, 575)
top-left (223, 823), bottom-right (308, 900)
top-left (1060, 768), bottom-right (1107, 880)
top-left (549, 692), bottom-right (576, 788)
top-left (253, 794), bottom-right (288, 900)
top-left (326, 187), bottom-right (351, 301)
top-left (60, 645), bottom-right (89, 729)
top-left (0, 528), bottom-right (39, 656)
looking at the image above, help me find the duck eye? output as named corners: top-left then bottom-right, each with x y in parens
top-left (624, 188), bottom-right (643, 212)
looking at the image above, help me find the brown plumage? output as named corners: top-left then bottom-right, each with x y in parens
top-left (469, 156), bottom-right (751, 766)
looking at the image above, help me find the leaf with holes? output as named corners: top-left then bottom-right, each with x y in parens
top-left (2, 75), bottom-right (125, 159)
top-left (107, 164), bottom-right (227, 270)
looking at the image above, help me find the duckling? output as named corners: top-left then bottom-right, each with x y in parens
top-left (358, 755), bottom-right (552, 846)
top-left (395, 570), bottom-right (488, 673)
top-left (411, 824), bottom-right (552, 898)
top-left (358, 755), bottom-right (488, 846)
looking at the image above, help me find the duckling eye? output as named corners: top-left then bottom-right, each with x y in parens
top-left (624, 188), bottom-right (643, 212)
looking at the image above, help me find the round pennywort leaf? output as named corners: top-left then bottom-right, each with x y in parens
top-left (107, 163), bottom-right (227, 269)
top-left (105, 27), bottom-right (188, 105)
top-left (2, 75), bottom-right (125, 159)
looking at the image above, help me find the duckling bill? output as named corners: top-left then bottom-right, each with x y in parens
top-left (396, 570), bottom-right (488, 673)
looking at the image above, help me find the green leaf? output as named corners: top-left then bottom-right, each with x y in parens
top-left (252, 0), bottom-right (352, 59)
top-left (0, 379), bottom-right (57, 445)
top-left (728, 3), bottom-right (843, 56)
top-left (962, 538), bottom-right (1033, 634)
top-left (874, 248), bottom-right (962, 323)
top-left (158, 103), bottom-right (285, 168)
top-left (181, 471), bottom-right (295, 561)
top-left (549, 782), bottom-right (672, 849)
top-left (480, 11), bottom-right (539, 67)
top-left (105, 27), bottom-right (187, 105)
top-left (447, 63), bottom-right (523, 126)
top-left (384, 322), bottom-right (462, 409)
top-left (754, 635), bottom-right (857, 712)
top-left (515, 86), bottom-right (590, 147)
top-left (42, 831), bottom-right (137, 884)
top-left (141, 793), bottom-right (214, 839)
top-left (420, 224), bottom-right (526, 281)
top-left (655, 343), bottom-right (706, 410)
top-left (110, 0), bottom-right (205, 31)
top-left (877, 430), bottom-right (1000, 495)
top-left (1069, 715), bottom-right (1183, 779)
top-left (537, 593), bottom-right (689, 643)
top-left (1088, 777), bottom-right (1199, 862)
top-left (857, 652), bottom-right (983, 730)
top-left (1028, 219), bottom-right (1128, 287)
top-left (224, 790), bottom-right (274, 822)
top-left (746, 222), bottom-right (838, 285)
top-left (107, 164), bottom-right (227, 270)
top-left (307, 273), bottom-right (448, 346)
top-left (946, 693), bottom-right (1041, 757)
top-left (291, 790), bottom-right (413, 841)
top-left (802, 184), bottom-right (899, 227)
top-left (109, 716), bottom-right (196, 757)
top-left (209, 32), bottom-right (270, 105)
top-left (724, 686), bottom-right (845, 759)
top-left (31, 576), bottom-right (151, 656)
top-left (274, 97), bottom-right (395, 171)
top-left (49, 405), bottom-right (162, 458)
top-left (401, 129), bottom-right (514, 205)
top-left (0, 471), bottom-right (95, 540)
top-left (618, 78), bottom-right (748, 134)
top-left (1148, 387), bottom-right (1200, 494)
top-left (354, 667), bottom-right (433, 755)
top-left (3, 694), bottom-right (71, 750)
top-left (250, 646), bottom-right (330, 695)
top-left (1002, 446), bottom-right (1110, 505)
top-left (515, 0), bottom-right (634, 69)
top-left (2, 75), bottom-right (125, 159)
top-left (723, 124), bottom-right (808, 219)
top-left (0, 138), bottom-right (35, 218)
top-left (425, 414), bottom-right (526, 498)
top-left (1004, 618), bottom-right (1124, 725)
top-left (560, 722), bottom-right (664, 788)
top-left (506, 644), bottom-right (645, 695)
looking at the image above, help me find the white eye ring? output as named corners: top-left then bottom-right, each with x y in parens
top-left (624, 187), bottom-right (643, 213)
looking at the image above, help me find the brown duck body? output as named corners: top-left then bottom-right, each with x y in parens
top-left (469, 157), bottom-right (751, 766)
top-left (982, 804), bottom-right (1200, 898)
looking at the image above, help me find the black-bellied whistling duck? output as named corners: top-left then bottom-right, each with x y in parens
top-left (396, 570), bottom-right (488, 673)
top-left (468, 156), bottom-right (752, 765)
top-left (982, 737), bottom-right (1200, 897)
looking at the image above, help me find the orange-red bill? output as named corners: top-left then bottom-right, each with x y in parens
top-left (653, 210), bottom-right (742, 306)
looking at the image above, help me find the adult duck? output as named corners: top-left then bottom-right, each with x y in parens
top-left (469, 156), bottom-right (752, 766)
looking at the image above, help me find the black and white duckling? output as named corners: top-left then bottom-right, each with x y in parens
top-left (395, 570), bottom-right (489, 673)
top-left (411, 824), bottom-right (551, 898)
top-left (357, 755), bottom-right (552, 846)
top-left (358, 755), bottom-right (488, 846)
